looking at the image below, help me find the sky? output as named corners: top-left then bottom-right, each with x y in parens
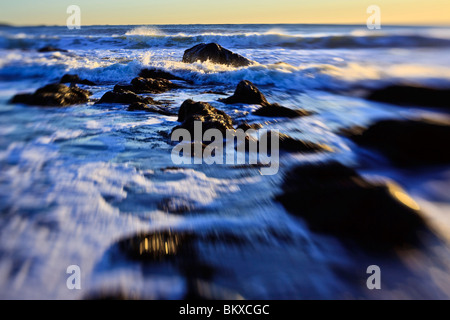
top-left (0, 0), bottom-right (449, 26)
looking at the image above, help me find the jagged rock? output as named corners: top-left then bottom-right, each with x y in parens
top-left (182, 43), bottom-right (253, 67)
top-left (173, 99), bottom-right (234, 137)
top-left (221, 80), bottom-right (310, 118)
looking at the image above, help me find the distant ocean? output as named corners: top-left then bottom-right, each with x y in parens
top-left (0, 24), bottom-right (450, 299)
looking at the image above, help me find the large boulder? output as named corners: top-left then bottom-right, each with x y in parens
top-left (221, 80), bottom-right (310, 118)
top-left (276, 161), bottom-right (428, 251)
top-left (182, 43), bottom-right (253, 67)
top-left (173, 99), bottom-right (234, 137)
top-left (367, 84), bottom-right (450, 110)
top-left (11, 84), bottom-right (91, 106)
top-left (341, 119), bottom-right (450, 167)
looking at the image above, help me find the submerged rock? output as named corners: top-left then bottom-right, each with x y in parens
top-left (236, 121), bottom-right (264, 131)
top-left (96, 89), bottom-right (155, 105)
top-left (221, 80), bottom-right (310, 118)
top-left (367, 84), bottom-right (450, 110)
top-left (341, 118), bottom-right (450, 167)
top-left (253, 103), bottom-right (311, 118)
top-left (139, 68), bottom-right (185, 81)
top-left (276, 161), bottom-right (428, 251)
top-left (11, 84), bottom-right (91, 106)
top-left (128, 102), bottom-right (176, 116)
top-left (60, 74), bottom-right (96, 86)
top-left (114, 77), bottom-right (180, 94)
top-left (173, 99), bottom-right (234, 137)
top-left (182, 43), bottom-right (253, 67)
top-left (263, 132), bottom-right (332, 153)
top-left (38, 46), bottom-right (68, 53)
top-left (131, 77), bottom-right (179, 94)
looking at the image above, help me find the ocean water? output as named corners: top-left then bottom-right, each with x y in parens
top-left (0, 24), bottom-right (450, 299)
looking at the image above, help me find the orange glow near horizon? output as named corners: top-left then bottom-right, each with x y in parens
top-left (0, 0), bottom-right (449, 26)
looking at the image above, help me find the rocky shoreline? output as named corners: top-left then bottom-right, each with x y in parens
top-left (9, 42), bottom-right (450, 264)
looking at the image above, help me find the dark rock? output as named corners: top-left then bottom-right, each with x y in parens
top-left (96, 89), bottom-right (155, 105)
top-left (139, 68), bottom-right (185, 81)
top-left (60, 74), bottom-right (96, 86)
top-left (173, 99), bottom-right (234, 137)
top-left (202, 90), bottom-right (228, 96)
top-left (367, 85), bottom-right (450, 110)
top-left (262, 132), bottom-right (332, 153)
top-left (182, 43), bottom-right (253, 67)
top-left (38, 46), bottom-right (68, 53)
top-left (113, 84), bottom-right (135, 92)
top-left (128, 102), bottom-right (176, 116)
top-left (11, 84), bottom-right (91, 106)
top-left (221, 80), bottom-right (310, 118)
top-left (341, 119), bottom-right (450, 167)
top-left (253, 103), bottom-right (311, 118)
top-left (130, 77), bottom-right (179, 94)
top-left (236, 121), bottom-right (263, 131)
top-left (276, 161), bottom-right (428, 251)
top-left (221, 80), bottom-right (269, 106)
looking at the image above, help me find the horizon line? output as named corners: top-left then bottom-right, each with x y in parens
top-left (2, 22), bottom-right (450, 28)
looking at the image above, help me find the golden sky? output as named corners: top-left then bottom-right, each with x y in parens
top-left (0, 0), bottom-right (449, 25)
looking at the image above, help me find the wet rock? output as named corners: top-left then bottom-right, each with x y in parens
top-left (253, 103), bottom-right (311, 118)
top-left (60, 74), bottom-right (96, 86)
top-left (38, 46), bottom-right (68, 53)
top-left (130, 77), bottom-right (180, 94)
top-left (236, 121), bottom-right (263, 131)
top-left (139, 68), bottom-right (185, 81)
top-left (202, 90), bottom-right (228, 96)
top-left (173, 99), bottom-right (234, 137)
top-left (367, 84), bottom-right (450, 110)
top-left (117, 230), bottom-right (195, 262)
top-left (113, 77), bottom-right (179, 94)
top-left (182, 43), bottom-right (253, 67)
top-left (221, 80), bottom-right (269, 106)
top-left (263, 132), bottom-right (332, 153)
top-left (96, 89), bottom-right (155, 105)
top-left (128, 102), bottom-right (176, 116)
top-left (341, 119), bottom-right (450, 167)
top-left (221, 80), bottom-right (310, 118)
top-left (11, 84), bottom-right (91, 106)
top-left (275, 161), bottom-right (428, 251)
